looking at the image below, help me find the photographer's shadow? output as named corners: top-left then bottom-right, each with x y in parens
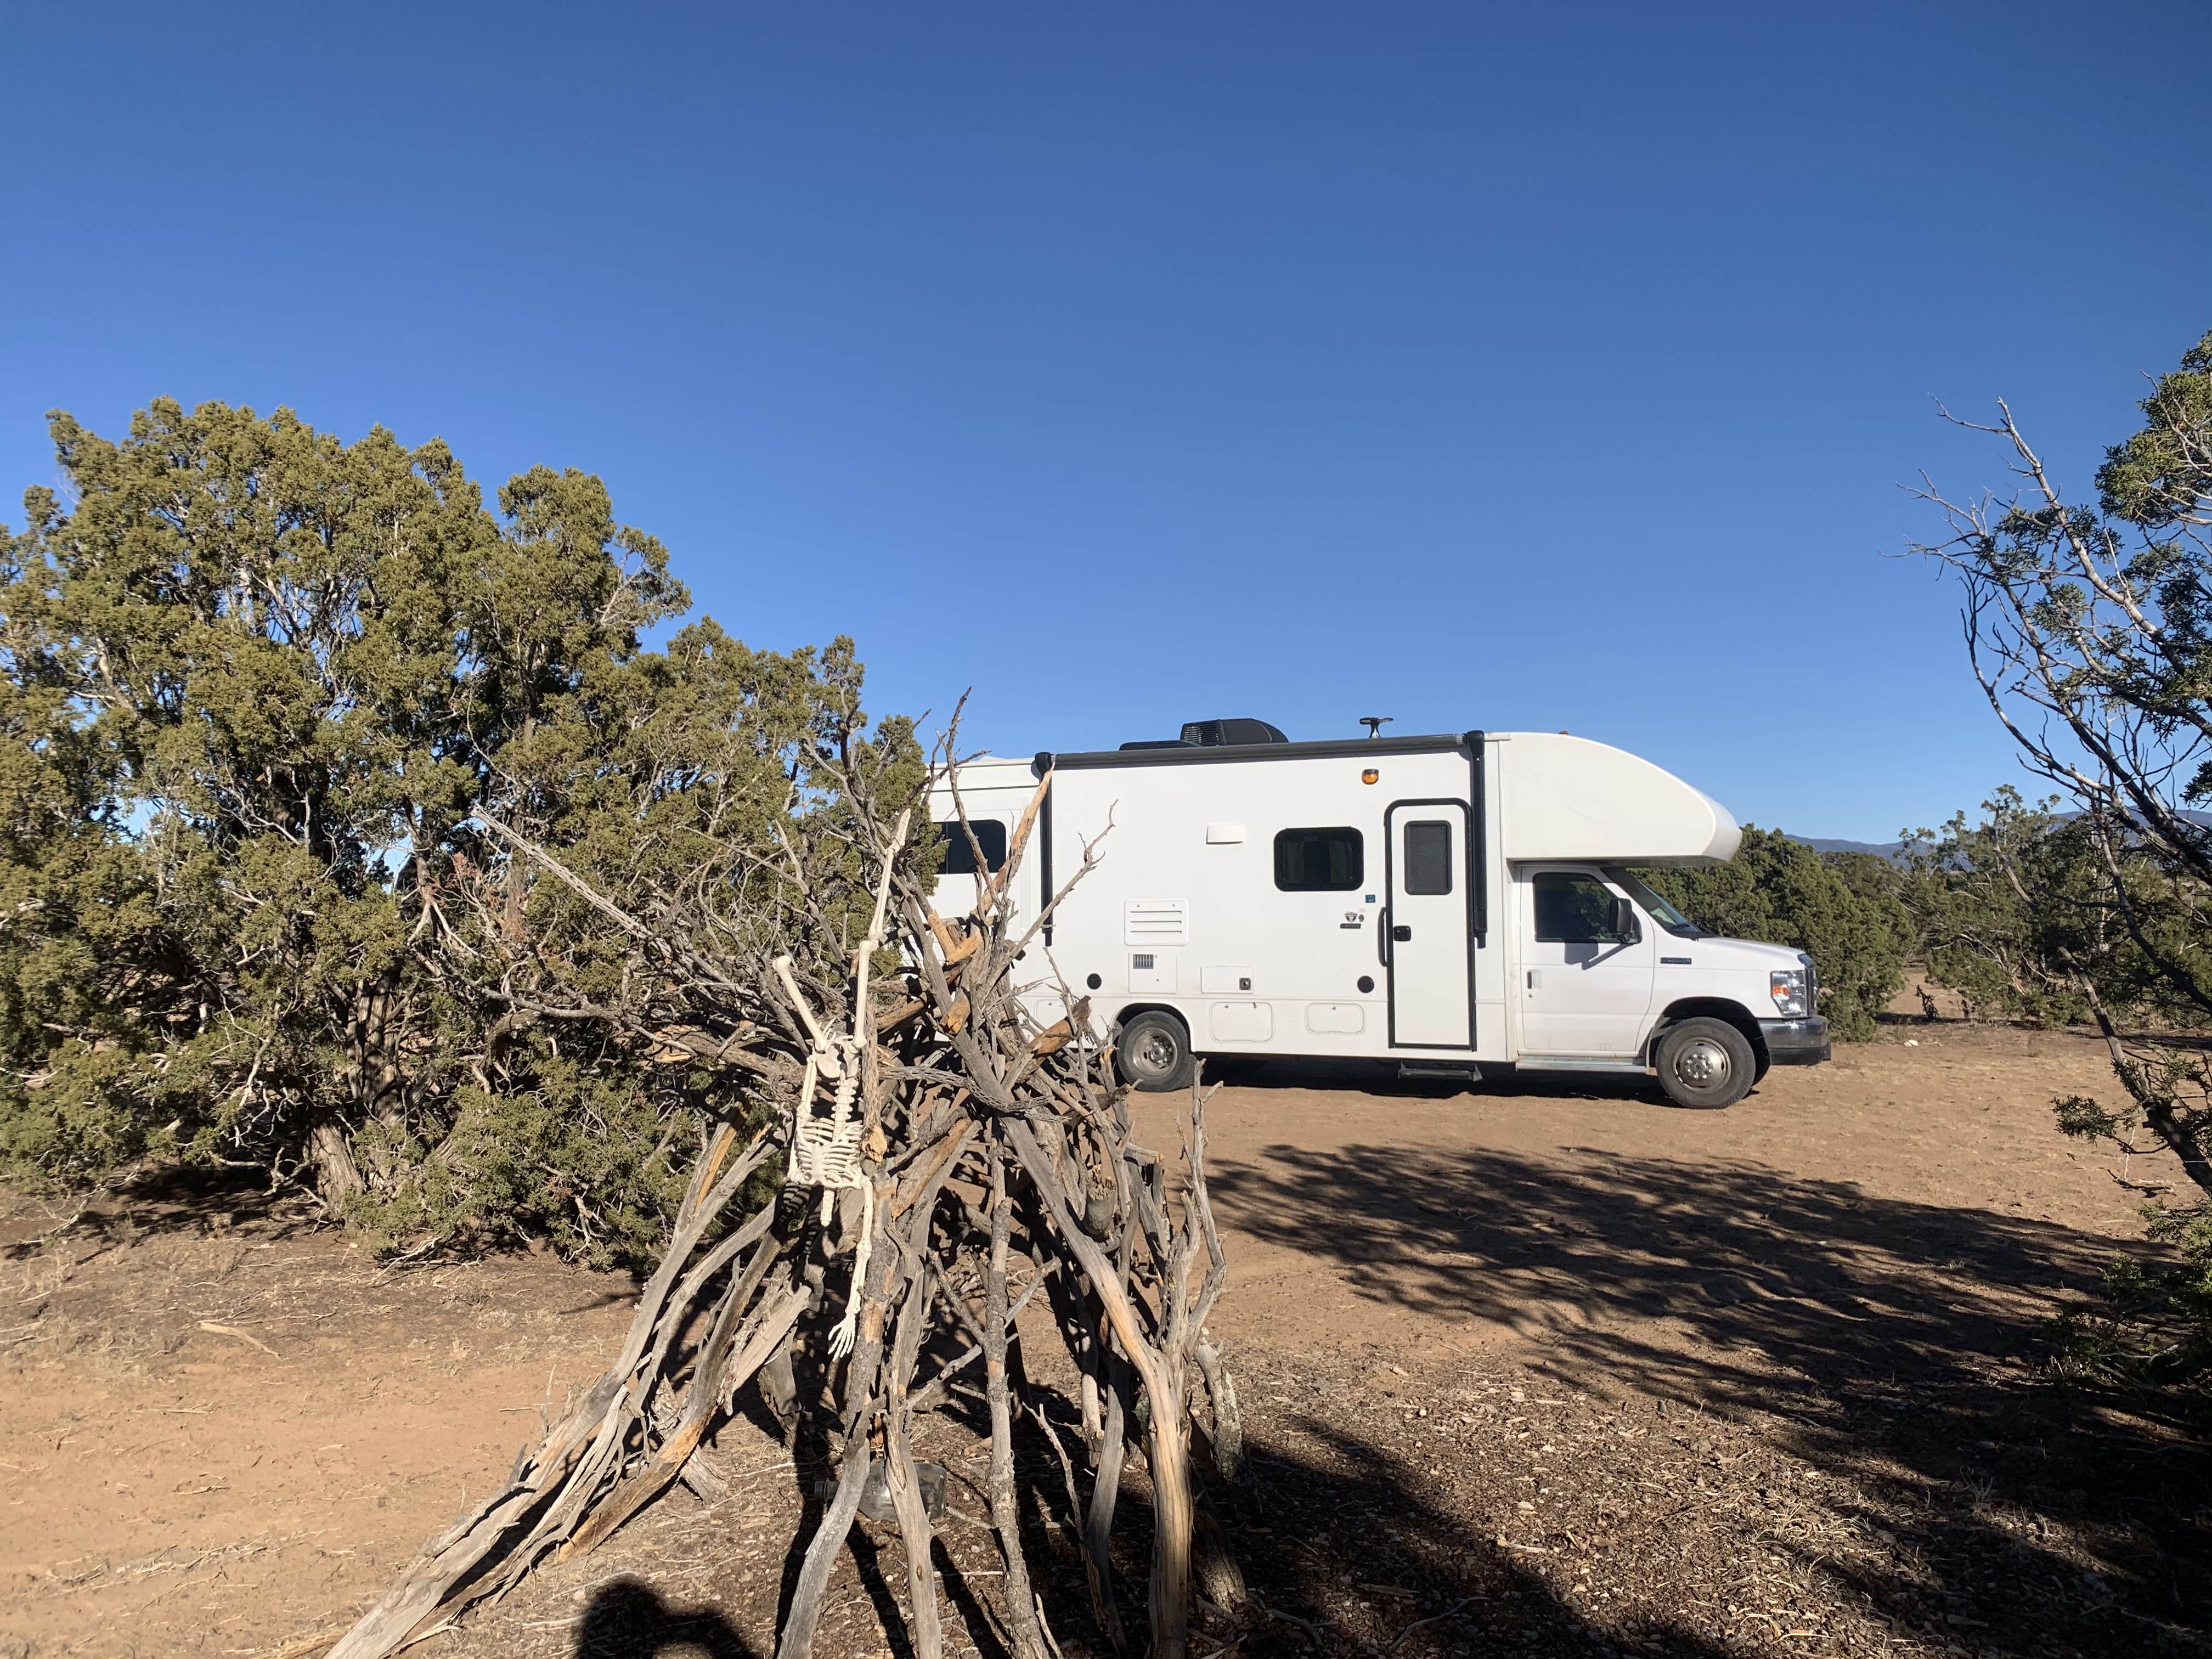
top-left (573, 1578), bottom-right (760, 1659)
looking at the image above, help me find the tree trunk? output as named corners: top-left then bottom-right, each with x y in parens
top-left (308, 1118), bottom-right (364, 1207)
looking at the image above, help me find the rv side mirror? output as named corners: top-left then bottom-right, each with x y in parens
top-left (1611, 896), bottom-right (1640, 944)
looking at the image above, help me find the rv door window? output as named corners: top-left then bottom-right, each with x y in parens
top-left (936, 819), bottom-right (1008, 876)
top-left (1274, 827), bottom-right (1363, 891)
top-left (1533, 872), bottom-right (1628, 943)
top-left (1403, 820), bottom-right (1453, 895)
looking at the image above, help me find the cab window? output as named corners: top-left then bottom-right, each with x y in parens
top-left (1533, 872), bottom-right (1628, 943)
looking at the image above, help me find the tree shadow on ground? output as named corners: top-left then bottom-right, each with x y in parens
top-left (979, 1364), bottom-right (2209, 1659)
top-left (1211, 1137), bottom-right (2108, 1398)
top-left (573, 1576), bottom-right (760, 1657)
top-left (0, 1160), bottom-right (325, 1257)
top-left (1217, 1423), bottom-right (1796, 1658)
top-left (531, 1145), bottom-right (2210, 1659)
top-left (1205, 1141), bottom-right (2211, 1651)
top-left (569, 1379), bottom-right (2204, 1659)
top-left (1201, 1053), bottom-right (1497, 1099)
top-left (1211, 1407), bottom-right (2209, 1658)
top-left (0, 1164), bottom-right (658, 1311)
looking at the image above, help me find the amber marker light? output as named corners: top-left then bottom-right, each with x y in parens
top-left (1361, 768), bottom-right (1379, 785)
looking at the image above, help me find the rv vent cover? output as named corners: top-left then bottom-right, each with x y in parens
top-left (1181, 718), bottom-right (1288, 747)
top-left (1123, 900), bottom-right (1190, 946)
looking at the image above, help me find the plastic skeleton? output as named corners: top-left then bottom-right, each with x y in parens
top-left (772, 807), bottom-right (910, 1358)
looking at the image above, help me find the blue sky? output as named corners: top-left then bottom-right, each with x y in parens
top-left (4, 3), bottom-right (2207, 841)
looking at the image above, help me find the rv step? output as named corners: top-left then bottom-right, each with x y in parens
top-left (1396, 1061), bottom-right (1485, 1084)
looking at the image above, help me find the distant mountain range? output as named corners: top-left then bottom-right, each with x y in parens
top-left (1787, 810), bottom-right (2212, 863)
top-left (1790, 836), bottom-right (1906, 859)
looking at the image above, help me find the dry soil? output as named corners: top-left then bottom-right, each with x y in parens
top-left (5, 1019), bottom-right (2207, 1659)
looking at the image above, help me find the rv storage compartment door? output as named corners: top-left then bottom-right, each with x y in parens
top-left (1384, 802), bottom-right (1474, 1048)
top-left (1209, 1002), bottom-right (1273, 1043)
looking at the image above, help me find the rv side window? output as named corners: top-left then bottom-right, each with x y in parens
top-left (1533, 872), bottom-right (1625, 943)
top-left (1274, 827), bottom-right (1363, 891)
top-left (1403, 820), bottom-right (1453, 895)
top-left (936, 819), bottom-right (1008, 876)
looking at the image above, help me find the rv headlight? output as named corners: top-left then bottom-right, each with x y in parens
top-left (1769, 968), bottom-right (1808, 1018)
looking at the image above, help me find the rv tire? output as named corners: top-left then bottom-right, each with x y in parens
top-left (1116, 1011), bottom-right (1195, 1093)
top-left (1654, 1017), bottom-right (1755, 1110)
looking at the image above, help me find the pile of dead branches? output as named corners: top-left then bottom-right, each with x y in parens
top-left (326, 735), bottom-right (1240, 1659)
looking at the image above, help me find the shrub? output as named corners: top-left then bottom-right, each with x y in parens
top-left (1638, 826), bottom-right (1910, 1040)
top-left (0, 399), bottom-right (885, 1266)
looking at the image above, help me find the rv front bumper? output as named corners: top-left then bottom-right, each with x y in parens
top-left (1758, 1017), bottom-right (1831, 1065)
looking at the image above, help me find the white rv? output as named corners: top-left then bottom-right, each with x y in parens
top-left (929, 724), bottom-right (1829, 1109)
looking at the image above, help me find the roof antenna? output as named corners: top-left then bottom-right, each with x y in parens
top-left (1359, 716), bottom-right (1392, 740)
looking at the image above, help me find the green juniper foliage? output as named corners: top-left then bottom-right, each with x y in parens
top-left (1638, 826), bottom-right (1910, 1041)
top-left (1897, 789), bottom-right (2087, 1026)
top-left (0, 399), bottom-right (898, 1266)
top-left (1891, 788), bottom-right (2212, 1030)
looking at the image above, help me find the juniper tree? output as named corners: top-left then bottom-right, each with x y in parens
top-left (1913, 331), bottom-right (2212, 1378)
top-left (0, 399), bottom-right (876, 1262)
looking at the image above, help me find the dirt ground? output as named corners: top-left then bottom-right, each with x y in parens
top-left (7, 1019), bottom-right (2208, 1659)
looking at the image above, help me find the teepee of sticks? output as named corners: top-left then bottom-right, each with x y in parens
top-left (325, 732), bottom-right (1240, 1659)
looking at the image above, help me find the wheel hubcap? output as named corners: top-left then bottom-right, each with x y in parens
top-left (1673, 1036), bottom-right (1731, 1089)
top-left (1132, 1030), bottom-right (1176, 1075)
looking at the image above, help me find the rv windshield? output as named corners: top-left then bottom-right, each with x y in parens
top-left (1601, 868), bottom-right (1705, 939)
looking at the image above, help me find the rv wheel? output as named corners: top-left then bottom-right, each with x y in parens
top-left (1654, 1017), bottom-right (1756, 1110)
top-left (1115, 1011), bottom-right (1195, 1093)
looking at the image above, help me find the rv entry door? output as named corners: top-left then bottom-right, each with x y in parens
top-left (1383, 801), bottom-right (1474, 1047)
